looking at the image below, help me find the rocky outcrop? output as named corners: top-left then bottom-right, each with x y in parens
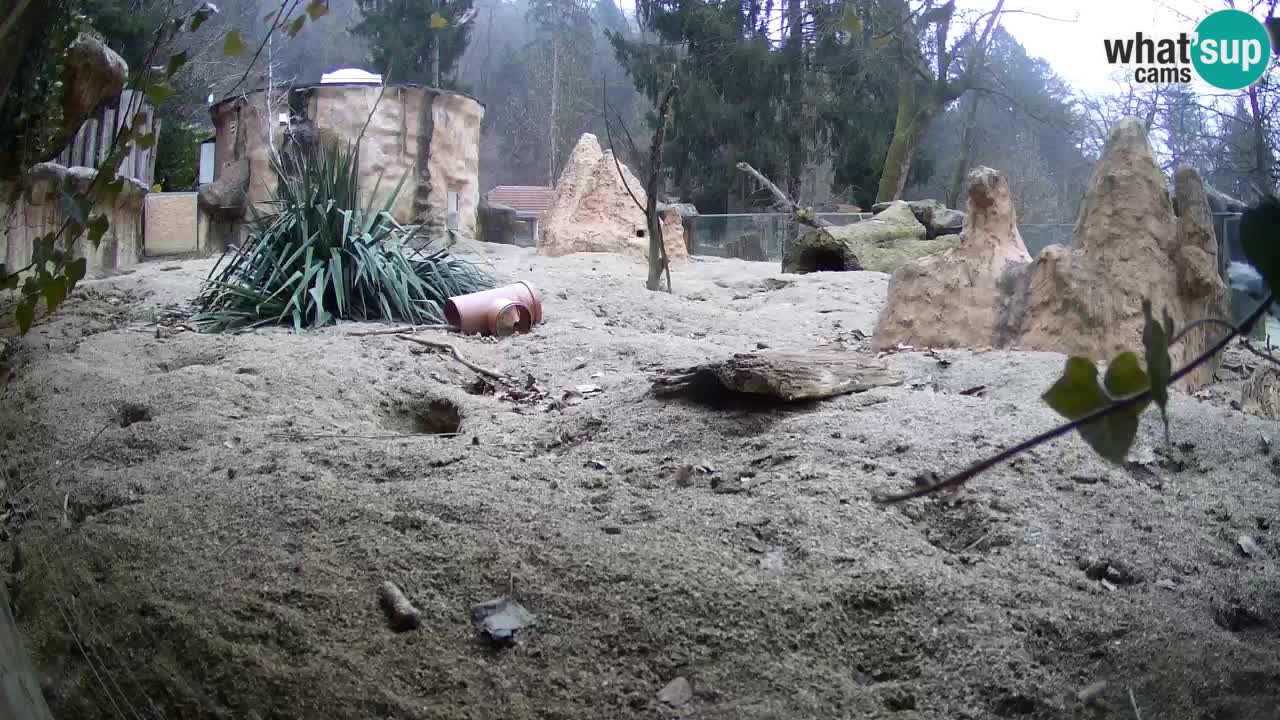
top-left (58, 34), bottom-right (128, 154)
top-left (873, 118), bottom-right (1229, 391)
top-left (873, 168), bottom-right (1031, 349)
top-left (478, 199), bottom-right (519, 245)
top-left (871, 198), bottom-right (965, 239)
top-left (537, 134), bottom-right (687, 261)
top-left (198, 157), bottom-right (250, 222)
top-left (783, 201), bottom-right (956, 274)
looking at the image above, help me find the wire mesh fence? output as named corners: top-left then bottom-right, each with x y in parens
top-left (685, 211), bottom-right (1250, 265)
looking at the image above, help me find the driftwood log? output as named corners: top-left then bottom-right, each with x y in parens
top-left (653, 350), bottom-right (902, 402)
top-left (735, 163), bottom-right (831, 229)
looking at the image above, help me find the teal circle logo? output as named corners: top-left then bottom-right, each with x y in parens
top-left (1193, 9), bottom-right (1271, 90)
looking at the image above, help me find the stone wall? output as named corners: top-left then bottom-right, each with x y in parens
top-left (1, 163), bottom-right (146, 273)
top-left (209, 84), bottom-right (484, 238)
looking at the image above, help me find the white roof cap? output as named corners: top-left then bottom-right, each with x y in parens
top-left (320, 68), bottom-right (383, 84)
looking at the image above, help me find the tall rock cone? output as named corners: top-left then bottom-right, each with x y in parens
top-left (872, 117), bottom-right (1228, 391)
top-left (536, 134), bottom-right (687, 262)
top-left (1015, 117), bottom-right (1228, 389)
top-left (873, 167), bottom-right (1033, 350)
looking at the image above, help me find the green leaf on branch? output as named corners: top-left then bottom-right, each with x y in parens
top-left (1142, 300), bottom-right (1173, 442)
top-left (135, 133), bottom-right (157, 150)
top-left (190, 9), bottom-right (211, 32)
top-left (223, 30), bottom-right (245, 57)
top-left (144, 81), bottom-right (174, 106)
top-left (41, 276), bottom-right (68, 313)
top-left (65, 257), bottom-right (88, 290)
top-left (287, 15), bottom-right (307, 38)
top-left (430, 12), bottom-right (449, 29)
top-left (1042, 353), bottom-right (1151, 463)
top-left (87, 215), bottom-right (110, 246)
top-left (166, 51), bottom-right (189, 78)
top-left (307, 1), bottom-right (330, 20)
top-left (15, 301), bottom-right (35, 335)
top-left (1241, 196), bottom-right (1280, 300)
top-left (60, 190), bottom-right (89, 225)
top-left (0, 270), bottom-right (18, 291)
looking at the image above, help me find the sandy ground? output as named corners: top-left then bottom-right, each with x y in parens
top-left (2, 243), bottom-right (1280, 719)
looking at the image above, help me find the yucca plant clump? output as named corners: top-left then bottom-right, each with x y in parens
top-left (192, 142), bottom-right (492, 332)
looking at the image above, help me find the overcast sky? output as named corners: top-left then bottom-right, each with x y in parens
top-left (960, 0), bottom-right (1243, 92)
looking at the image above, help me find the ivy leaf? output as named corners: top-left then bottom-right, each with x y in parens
top-left (188, 4), bottom-right (213, 31)
top-left (1240, 195), bottom-right (1280, 305)
top-left (15, 301), bottom-right (34, 335)
top-left (60, 189), bottom-right (89, 225)
top-left (87, 215), bottom-right (110, 247)
top-left (65, 257), bottom-right (88, 291)
top-left (430, 12), bottom-right (449, 29)
top-left (144, 80), bottom-right (174, 106)
top-left (1142, 300), bottom-right (1173, 443)
top-left (166, 51), bottom-right (189, 78)
top-left (0, 269), bottom-right (18, 291)
top-left (307, 1), bottom-right (329, 20)
top-left (1043, 354), bottom-right (1151, 464)
top-left (99, 177), bottom-right (125, 204)
top-left (135, 133), bottom-right (157, 150)
top-left (287, 14), bottom-right (307, 37)
top-left (41, 276), bottom-right (68, 314)
top-left (223, 30), bottom-right (245, 56)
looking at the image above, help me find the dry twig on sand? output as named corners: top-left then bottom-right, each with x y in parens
top-left (347, 324), bottom-right (452, 337)
top-left (395, 335), bottom-right (513, 383)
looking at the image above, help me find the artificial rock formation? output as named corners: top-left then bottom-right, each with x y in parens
top-left (56, 34), bottom-right (128, 158)
top-left (784, 201), bottom-right (957, 274)
top-left (872, 167), bottom-right (1030, 349)
top-left (874, 117), bottom-right (1229, 390)
top-left (537, 134), bottom-right (687, 261)
top-left (870, 198), bottom-right (965, 239)
top-left (2, 163), bottom-right (146, 273)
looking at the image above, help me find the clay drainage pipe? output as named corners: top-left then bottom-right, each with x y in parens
top-left (445, 283), bottom-right (543, 336)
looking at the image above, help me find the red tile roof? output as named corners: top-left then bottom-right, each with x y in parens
top-left (486, 185), bottom-right (556, 217)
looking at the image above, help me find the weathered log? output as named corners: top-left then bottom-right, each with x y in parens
top-left (653, 350), bottom-right (902, 402)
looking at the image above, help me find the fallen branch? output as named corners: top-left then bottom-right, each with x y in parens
top-left (735, 162), bottom-right (830, 229)
top-left (395, 334), bottom-right (513, 383)
top-left (347, 324), bottom-right (452, 337)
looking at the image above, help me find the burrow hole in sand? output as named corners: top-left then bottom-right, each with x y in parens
top-left (381, 398), bottom-right (462, 436)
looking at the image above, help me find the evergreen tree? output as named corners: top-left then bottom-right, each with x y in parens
top-left (353, 0), bottom-right (475, 87)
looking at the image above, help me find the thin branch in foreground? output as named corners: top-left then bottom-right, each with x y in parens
top-left (875, 295), bottom-right (1275, 503)
top-left (603, 75), bottom-right (645, 214)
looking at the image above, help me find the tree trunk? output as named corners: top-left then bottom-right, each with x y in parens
top-left (876, 76), bottom-right (934, 203)
top-left (645, 83), bottom-right (678, 291)
top-left (946, 93), bottom-right (980, 208)
top-left (548, 35), bottom-right (560, 185)
top-left (0, 0), bottom-right (43, 144)
top-left (1248, 85), bottom-right (1273, 193)
top-left (0, 582), bottom-right (54, 720)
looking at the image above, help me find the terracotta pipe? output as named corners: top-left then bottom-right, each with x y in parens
top-left (445, 283), bottom-right (543, 335)
top-left (488, 300), bottom-right (533, 337)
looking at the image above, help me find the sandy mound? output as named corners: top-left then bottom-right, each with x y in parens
top-left (1, 245), bottom-right (1279, 719)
